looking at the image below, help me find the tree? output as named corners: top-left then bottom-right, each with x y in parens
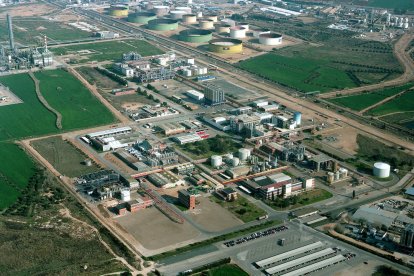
top-left (352, 190), bottom-right (356, 199)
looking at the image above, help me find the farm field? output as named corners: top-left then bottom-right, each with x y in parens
top-left (34, 69), bottom-right (116, 129)
top-left (0, 143), bottom-right (35, 209)
top-left (368, 89), bottom-right (414, 116)
top-left (0, 17), bottom-right (91, 45)
top-left (52, 39), bottom-right (164, 62)
top-left (31, 136), bottom-right (100, 177)
top-left (238, 53), bottom-right (357, 93)
top-left (328, 82), bottom-right (414, 111)
top-left (365, 0), bottom-right (414, 10)
top-left (77, 66), bottom-right (123, 90)
top-left (0, 69), bottom-right (115, 208)
top-left (380, 112), bottom-right (414, 129)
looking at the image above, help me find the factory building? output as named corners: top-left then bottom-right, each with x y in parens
top-left (178, 189), bottom-right (196, 209)
top-left (230, 114), bottom-right (261, 135)
top-left (76, 170), bottom-right (125, 201)
top-left (174, 163), bottom-right (195, 175)
top-left (159, 122), bottom-right (186, 136)
top-left (204, 84), bottom-right (225, 105)
top-left (147, 171), bottom-right (185, 189)
top-left (186, 89), bottom-right (205, 101)
top-left (309, 154), bottom-right (335, 172)
top-left (202, 114), bottom-right (231, 131)
top-left (217, 187), bottom-right (238, 201)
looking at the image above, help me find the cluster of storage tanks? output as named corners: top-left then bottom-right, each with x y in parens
top-left (327, 168), bottom-right (348, 184)
top-left (210, 148), bottom-right (251, 168)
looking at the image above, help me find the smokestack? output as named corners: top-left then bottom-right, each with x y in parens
top-left (7, 14), bottom-right (15, 52)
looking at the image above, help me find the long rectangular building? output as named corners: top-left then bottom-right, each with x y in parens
top-left (87, 126), bottom-right (132, 139)
top-left (264, 248), bottom-right (335, 275)
top-left (281, 255), bottom-right (346, 276)
top-left (255, 241), bottom-right (324, 268)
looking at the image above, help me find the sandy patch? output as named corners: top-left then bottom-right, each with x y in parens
top-left (0, 4), bottom-right (57, 19)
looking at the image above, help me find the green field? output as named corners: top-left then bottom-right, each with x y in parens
top-left (368, 89), bottom-right (414, 116)
top-left (210, 195), bottom-right (267, 223)
top-left (52, 39), bottom-right (164, 62)
top-left (265, 188), bottom-right (333, 210)
top-left (0, 69), bottom-right (116, 209)
top-left (380, 112), bottom-right (414, 129)
top-left (239, 53), bottom-right (357, 93)
top-left (0, 17), bottom-right (91, 45)
top-left (77, 67), bottom-right (123, 90)
top-left (365, 0), bottom-right (414, 10)
top-left (328, 82), bottom-right (414, 111)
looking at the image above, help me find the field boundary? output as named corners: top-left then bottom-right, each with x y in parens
top-left (29, 71), bottom-right (63, 129)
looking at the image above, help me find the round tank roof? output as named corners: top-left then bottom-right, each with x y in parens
top-left (374, 162), bottom-right (391, 169)
top-left (210, 38), bottom-right (242, 46)
top-left (259, 33), bottom-right (282, 38)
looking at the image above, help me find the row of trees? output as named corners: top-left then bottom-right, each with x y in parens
top-left (94, 67), bottom-right (128, 86)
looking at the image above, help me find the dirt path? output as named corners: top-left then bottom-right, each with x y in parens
top-left (320, 32), bottom-right (414, 99)
top-left (68, 67), bottom-right (129, 124)
top-left (358, 86), bottom-right (414, 114)
top-left (376, 110), bottom-right (414, 119)
top-left (28, 71), bottom-right (63, 129)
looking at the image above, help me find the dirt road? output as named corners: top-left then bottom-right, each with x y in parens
top-left (320, 32), bottom-right (414, 99)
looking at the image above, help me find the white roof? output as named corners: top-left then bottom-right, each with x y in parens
top-left (281, 255), bottom-right (346, 276)
top-left (265, 248), bottom-right (335, 274)
top-left (374, 162), bottom-right (390, 169)
top-left (88, 126), bottom-right (132, 138)
top-left (269, 173), bottom-right (291, 183)
top-left (255, 241), bottom-right (323, 268)
top-left (187, 90), bottom-right (204, 97)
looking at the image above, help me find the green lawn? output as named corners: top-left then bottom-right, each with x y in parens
top-left (329, 82), bottom-right (414, 111)
top-left (0, 17), bottom-right (91, 45)
top-left (0, 69), bottom-right (116, 209)
top-left (52, 39), bottom-right (164, 62)
top-left (210, 195), bottom-right (266, 223)
top-left (178, 135), bottom-right (241, 159)
top-left (368, 89), bottom-right (414, 116)
top-left (238, 53), bottom-right (357, 93)
top-left (265, 188), bottom-right (333, 210)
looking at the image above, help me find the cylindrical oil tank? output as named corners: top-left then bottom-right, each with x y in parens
top-left (211, 155), bottom-right (223, 167)
top-left (204, 14), bottom-right (218, 22)
top-left (121, 189), bottom-right (131, 202)
top-left (215, 23), bottom-right (231, 34)
top-left (128, 11), bottom-right (157, 24)
top-left (373, 162), bottom-right (391, 178)
top-left (148, 19), bottom-right (179, 31)
top-left (327, 172), bottom-right (334, 183)
top-left (175, 6), bottom-right (192, 14)
top-left (230, 26), bottom-right (246, 39)
top-left (199, 19), bottom-right (214, 29)
top-left (170, 10), bottom-right (187, 19)
top-left (196, 11), bottom-right (203, 18)
top-left (209, 38), bottom-right (243, 54)
top-left (221, 18), bottom-right (236, 27)
top-left (182, 14), bottom-right (197, 24)
top-left (334, 171), bottom-right (340, 181)
top-left (259, 32), bottom-right (283, 46)
top-left (339, 168), bottom-right (348, 178)
top-left (238, 148), bottom-right (250, 161)
top-left (143, 2), bottom-right (154, 11)
top-left (152, 5), bottom-right (169, 17)
top-left (232, 157), bottom-right (240, 167)
top-left (179, 29), bottom-right (212, 43)
top-left (225, 153), bottom-right (234, 161)
top-left (237, 22), bottom-right (249, 31)
top-left (293, 112), bottom-right (302, 125)
top-left (252, 28), bottom-right (270, 38)
top-left (109, 5), bottom-right (129, 17)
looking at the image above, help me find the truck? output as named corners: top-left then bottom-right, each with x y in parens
top-left (257, 215), bottom-right (269, 220)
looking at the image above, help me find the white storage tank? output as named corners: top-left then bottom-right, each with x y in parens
top-left (199, 19), bottom-right (214, 29)
top-left (120, 189), bottom-right (131, 202)
top-left (230, 26), bottom-right (246, 39)
top-left (175, 6), bottom-right (192, 14)
top-left (225, 153), bottom-right (234, 161)
top-left (196, 12), bottom-right (203, 18)
top-left (231, 157), bottom-right (240, 167)
top-left (204, 14), bottom-right (218, 22)
top-left (170, 10), bottom-right (187, 19)
top-left (153, 5), bottom-right (169, 16)
top-left (237, 22), bottom-right (249, 31)
top-left (211, 155), bottom-right (223, 168)
top-left (182, 14), bottom-right (197, 24)
top-left (373, 162), bottom-right (391, 178)
top-left (259, 32), bottom-right (283, 46)
top-left (252, 28), bottom-right (270, 38)
top-left (339, 167), bottom-right (348, 178)
top-left (238, 148), bottom-right (250, 161)
top-left (215, 23), bottom-right (231, 34)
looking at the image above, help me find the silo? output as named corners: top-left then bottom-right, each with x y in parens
top-left (293, 112), bottom-right (302, 125)
top-left (211, 155), bottom-right (223, 167)
top-left (334, 171), bottom-right (340, 181)
top-left (182, 14), bottom-right (197, 24)
top-left (238, 148), bottom-right (250, 161)
top-left (339, 168), bottom-right (348, 178)
top-left (230, 26), bottom-right (246, 39)
top-left (373, 162), bottom-right (391, 178)
top-left (259, 33), bottom-right (283, 46)
top-left (327, 172), bottom-right (334, 183)
top-left (215, 23), bottom-right (231, 34)
top-left (121, 189), bottom-right (131, 202)
top-left (231, 157), bottom-right (240, 167)
top-left (199, 19), bottom-right (214, 29)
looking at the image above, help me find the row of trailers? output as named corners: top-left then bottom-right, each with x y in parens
top-left (254, 241), bottom-right (348, 276)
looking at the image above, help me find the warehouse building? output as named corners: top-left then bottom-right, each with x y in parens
top-left (159, 122), bottom-right (186, 136)
top-left (172, 133), bottom-right (203, 145)
top-left (147, 171), bottom-right (185, 188)
top-left (186, 89), bottom-right (205, 101)
top-left (217, 187), bottom-right (238, 201)
top-left (178, 189), bottom-right (197, 209)
top-left (202, 114), bottom-right (231, 131)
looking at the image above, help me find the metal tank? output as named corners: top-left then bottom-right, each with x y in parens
top-left (211, 155), bottom-right (223, 168)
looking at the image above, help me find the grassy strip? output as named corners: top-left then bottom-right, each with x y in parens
top-left (265, 188), bottom-right (333, 210)
top-left (146, 220), bottom-right (281, 261)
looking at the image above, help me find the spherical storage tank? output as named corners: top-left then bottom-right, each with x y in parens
top-left (199, 19), bottom-right (214, 30)
top-left (182, 14), bottom-right (197, 24)
top-left (148, 19), bottom-right (179, 31)
top-left (109, 5), bottom-right (129, 17)
top-left (211, 155), bottom-right (223, 168)
top-left (230, 26), bottom-right (246, 39)
top-left (373, 162), bottom-right (391, 178)
top-left (209, 38), bottom-right (243, 54)
top-left (259, 32), bottom-right (283, 46)
top-left (128, 11), bottom-right (157, 24)
top-left (215, 23), bottom-right (231, 34)
top-left (252, 28), bottom-right (270, 38)
top-left (170, 10), bottom-right (187, 19)
top-left (152, 5), bottom-right (169, 17)
top-left (179, 29), bottom-right (212, 43)
top-left (238, 148), bottom-right (251, 161)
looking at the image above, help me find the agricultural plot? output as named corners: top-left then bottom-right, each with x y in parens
top-left (0, 17), bottom-right (91, 45)
top-left (328, 82), bottom-right (414, 111)
top-left (380, 112), bottom-right (414, 130)
top-left (31, 136), bottom-right (100, 177)
top-left (368, 90), bottom-right (414, 116)
top-left (365, 0), bottom-right (414, 10)
top-left (238, 53), bottom-right (357, 93)
top-left (52, 39), bottom-right (164, 62)
top-left (77, 67), bottom-right (123, 90)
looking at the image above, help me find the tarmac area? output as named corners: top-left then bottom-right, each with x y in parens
top-left (115, 207), bottom-right (201, 250)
